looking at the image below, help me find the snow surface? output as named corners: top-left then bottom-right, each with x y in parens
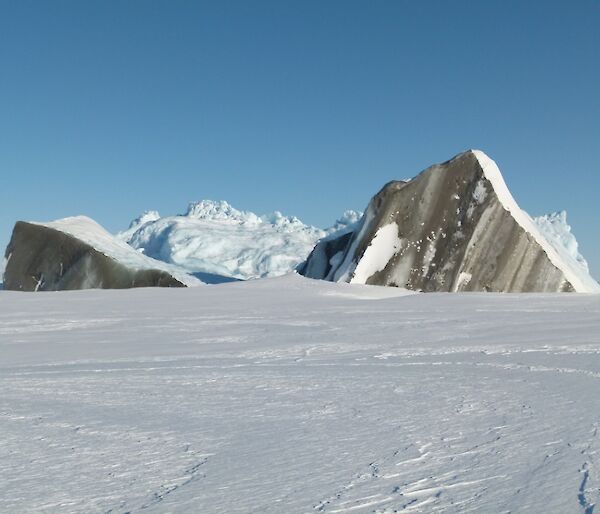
top-left (2, 274), bottom-right (600, 513)
top-left (119, 201), bottom-right (361, 281)
top-left (36, 216), bottom-right (203, 287)
top-left (472, 150), bottom-right (600, 293)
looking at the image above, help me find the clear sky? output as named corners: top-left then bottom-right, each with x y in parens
top-left (1, 0), bottom-right (599, 276)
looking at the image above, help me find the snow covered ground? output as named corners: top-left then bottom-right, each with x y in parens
top-left (2, 275), bottom-right (600, 513)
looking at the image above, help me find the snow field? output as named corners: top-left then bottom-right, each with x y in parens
top-left (1, 275), bottom-right (600, 513)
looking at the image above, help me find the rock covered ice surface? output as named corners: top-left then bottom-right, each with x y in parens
top-left (119, 200), bottom-right (361, 281)
top-left (3, 216), bottom-right (202, 291)
top-left (301, 150), bottom-right (600, 293)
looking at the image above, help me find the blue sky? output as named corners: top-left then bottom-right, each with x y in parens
top-left (1, 0), bottom-right (599, 276)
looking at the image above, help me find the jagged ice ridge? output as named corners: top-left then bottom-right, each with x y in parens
top-left (118, 200), bottom-right (361, 281)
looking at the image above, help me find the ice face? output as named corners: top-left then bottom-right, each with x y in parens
top-left (119, 202), bottom-right (362, 281)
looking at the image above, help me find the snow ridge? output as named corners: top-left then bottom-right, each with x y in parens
top-left (185, 200), bottom-right (262, 224)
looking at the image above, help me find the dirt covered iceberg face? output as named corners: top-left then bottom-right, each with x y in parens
top-left (3, 217), bottom-right (202, 291)
top-left (300, 150), bottom-right (600, 293)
